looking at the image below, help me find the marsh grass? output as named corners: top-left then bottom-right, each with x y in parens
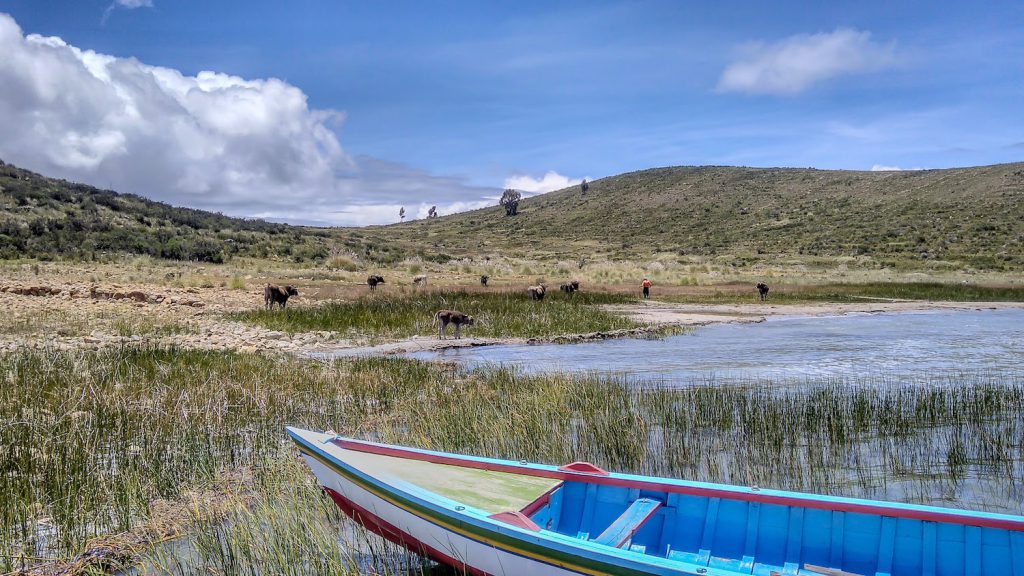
top-left (229, 290), bottom-right (639, 338)
top-left (3, 348), bottom-right (1023, 573)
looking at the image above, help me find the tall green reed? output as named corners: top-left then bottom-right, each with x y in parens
top-left (228, 290), bottom-right (637, 338)
top-left (3, 347), bottom-right (1022, 573)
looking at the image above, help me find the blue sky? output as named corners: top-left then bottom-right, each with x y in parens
top-left (0, 1), bottom-right (1021, 225)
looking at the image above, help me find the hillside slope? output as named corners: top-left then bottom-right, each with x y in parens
top-left (373, 162), bottom-right (1024, 270)
top-left (2, 159), bottom-right (1022, 271)
top-left (0, 160), bottom-right (330, 262)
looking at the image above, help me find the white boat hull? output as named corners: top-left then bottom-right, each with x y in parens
top-left (302, 453), bottom-right (584, 576)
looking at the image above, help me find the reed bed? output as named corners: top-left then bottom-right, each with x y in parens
top-left (229, 290), bottom-right (638, 338)
top-left (2, 348), bottom-right (1022, 573)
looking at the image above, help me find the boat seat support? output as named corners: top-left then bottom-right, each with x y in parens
top-left (592, 497), bottom-right (662, 548)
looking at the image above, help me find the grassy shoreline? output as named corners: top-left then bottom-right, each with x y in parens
top-left (229, 290), bottom-right (640, 338)
top-left (3, 347), bottom-right (1023, 573)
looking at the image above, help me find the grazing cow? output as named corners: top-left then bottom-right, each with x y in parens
top-left (434, 309), bottom-right (475, 339)
top-left (264, 284), bottom-right (298, 310)
top-left (412, 274), bottom-right (427, 287)
top-left (560, 280), bottom-right (580, 294)
top-left (367, 275), bottom-right (385, 290)
top-left (756, 282), bottom-right (770, 301)
top-left (527, 284), bottom-right (547, 301)
top-left (480, 275), bottom-right (489, 287)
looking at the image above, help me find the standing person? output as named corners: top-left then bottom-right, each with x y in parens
top-left (641, 277), bottom-right (652, 299)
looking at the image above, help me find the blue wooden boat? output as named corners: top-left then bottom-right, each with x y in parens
top-left (288, 427), bottom-right (1024, 576)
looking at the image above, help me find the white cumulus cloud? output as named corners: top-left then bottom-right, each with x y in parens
top-left (0, 12), bottom-right (492, 226)
top-left (504, 171), bottom-right (585, 195)
top-left (717, 28), bottom-right (897, 95)
top-left (870, 164), bottom-right (923, 172)
top-left (102, 0), bottom-right (153, 24)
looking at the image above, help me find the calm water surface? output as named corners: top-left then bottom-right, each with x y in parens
top-left (408, 309), bottom-right (1024, 384)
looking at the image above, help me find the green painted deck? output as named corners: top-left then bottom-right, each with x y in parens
top-left (337, 446), bottom-right (559, 514)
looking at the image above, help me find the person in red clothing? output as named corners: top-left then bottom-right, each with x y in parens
top-left (641, 277), bottom-right (652, 299)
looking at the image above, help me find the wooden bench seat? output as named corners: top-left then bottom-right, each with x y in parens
top-left (592, 497), bottom-right (662, 548)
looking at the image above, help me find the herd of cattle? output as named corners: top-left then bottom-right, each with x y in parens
top-left (263, 276), bottom-right (771, 339)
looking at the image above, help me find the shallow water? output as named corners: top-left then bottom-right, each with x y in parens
top-left (408, 309), bottom-right (1024, 385)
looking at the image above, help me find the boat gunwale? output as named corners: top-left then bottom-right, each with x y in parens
top-left (289, 428), bottom-right (685, 576)
top-left (330, 435), bottom-right (1024, 532)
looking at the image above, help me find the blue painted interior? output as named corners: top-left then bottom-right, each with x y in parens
top-left (526, 481), bottom-right (1024, 576)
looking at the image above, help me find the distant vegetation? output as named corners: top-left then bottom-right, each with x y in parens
top-left (2, 158), bottom-right (1023, 271)
top-left (0, 160), bottom-right (330, 263)
top-left (375, 162), bottom-right (1024, 271)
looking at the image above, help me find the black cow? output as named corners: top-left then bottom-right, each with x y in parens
top-left (756, 282), bottom-right (770, 301)
top-left (265, 284), bottom-right (298, 310)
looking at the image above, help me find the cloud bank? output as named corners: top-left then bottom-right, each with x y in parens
top-left (718, 28), bottom-right (897, 95)
top-left (504, 171), bottom-right (585, 194)
top-left (0, 12), bottom-right (493, 226)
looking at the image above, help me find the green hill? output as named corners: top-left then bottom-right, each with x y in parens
top-left (369, 162), bottom-right (1024, 270)
top-left (0, 160), bottom-right (330, 262)
top-left (2, 158), bottom-right (1023, 271)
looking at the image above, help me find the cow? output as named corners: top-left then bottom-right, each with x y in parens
top-left (413, 274), bottom-right (427, 287)
top-left (480, 275), bottom-right (489, 287)
top-left (367, 275), bottom-right (385, 290)
top-left (527, 284), bottom-right (547, 301)
top-left (264, 284), bottom-right (298, 310)
top-left (434, 310), bottom-right (474, 339)
top-left (560, 280), bottom-right (580, 294)
top-left (756, 282), bottom-right (770, 301)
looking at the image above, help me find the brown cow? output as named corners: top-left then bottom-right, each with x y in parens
top-left (264, 284), bottom-right (298, 310)
top-left (560, 280), bottom-right (580, 294)
top-left (527, 284), bottom-right (547, 301)
top-left (756, 282), bottom-right (770, 301)
top-left (367, 275), bottom-right (385, 290)
top-left (434, 309), bottom-right (474, 339)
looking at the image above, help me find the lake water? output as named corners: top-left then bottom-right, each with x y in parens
top-left (408, 308), bottom-right (1024, 385)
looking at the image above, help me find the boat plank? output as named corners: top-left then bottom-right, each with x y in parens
top-left (803, 564), bottom-right (865, 576)
top-left (965, 525), bottom-right (981, 576)
top-left (830, 511), bottom-right (845, 569)
top-left (921, 521), bottom-right (936, 576)
top-left (592, 497), bottom-right (662, 548)
top-left (1011, 531), bottom-right (1024, 576)
top-left (874, 516), bottom-right (895, 576)
top-left (784, 506), bottom-right (805, 573)
top-left (577, 483), bottom-right (598, 540)
top-left (698, 497), bottom-right (721, 565)
top-left (740, 501), bottom-right (760, 572)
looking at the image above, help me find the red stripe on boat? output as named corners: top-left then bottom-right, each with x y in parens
top-left (323, 487), bottom-right (490, 576)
